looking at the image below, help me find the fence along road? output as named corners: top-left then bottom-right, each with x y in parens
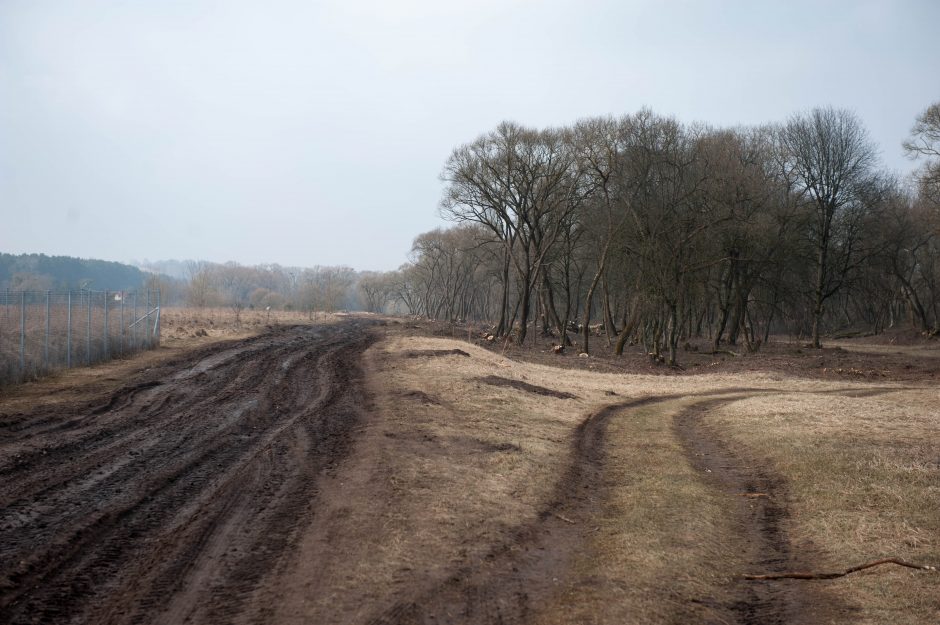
top-left (0, 289), bottom-right (161, 385)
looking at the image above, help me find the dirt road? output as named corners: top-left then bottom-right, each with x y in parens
top-left (0, 320), bottom-right (376, 625)
top-left (2, 320), bottom-right (934, 624)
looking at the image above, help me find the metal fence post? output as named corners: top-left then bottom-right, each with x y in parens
top-left (156, 289), bottom-right (161, 344)
top-left (153, 297), bottom-right (161, 344)
top-left (0, 288), bottom-right (175, 383)
top-left (20, 291), bottom-right (26, 374)
top-left (86, 290), bottom-right (92, 365)
top-left (120, 292), bottom-right (125, 355)
top-left (45, 290), bottom-right (50, 367)
top-left (67, 291), bottom-right (72, 368)
top-left (104, 290), bottom-right (109, 359)
top-left (133, 291), bottom-right (138, 350)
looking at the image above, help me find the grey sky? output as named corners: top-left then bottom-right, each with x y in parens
top-left (1, 0), bottom-right (938, 271)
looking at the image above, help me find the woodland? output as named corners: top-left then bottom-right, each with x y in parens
top-left (371, 104), bottom-right (940, 365)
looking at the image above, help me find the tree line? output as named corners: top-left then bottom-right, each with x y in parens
top-left (173, 261), bottom-right (385, 317)
top-left (0, 253), bottom-right (148, 291)
top-left (371, 103), bottom-right (940, 366)
top-left (0, 254), bottom-right (380, 317)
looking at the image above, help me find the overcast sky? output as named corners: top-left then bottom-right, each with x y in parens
top-left (1, 0), bottom-right (938, 271)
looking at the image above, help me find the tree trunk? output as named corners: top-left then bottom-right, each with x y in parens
top-left (601, 274), bottom-right (616, 347)
top-left (580, 255), bottom-right (608, 354)
top-left (543, 274), bottom-right (570, 345)
top-left (667, 303), bottom-right (680, 366)
top-left (615, 299), bottom-right (640, 356)
top-left (812, 225), bottom-right (831, 349)
top-left (712, 259), bottom-right (735, 351)
top-left (496, 248), bottom-right (511, 337)
top-left (517, 271), bottom-right (532, 345)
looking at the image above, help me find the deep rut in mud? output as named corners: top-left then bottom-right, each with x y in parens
top-left (0, 320), bottom-right (376, 625)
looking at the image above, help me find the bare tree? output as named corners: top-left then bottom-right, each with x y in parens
top-left (185, 261), bottom-right (216, 308)
top-left (441, 122), bottom-right (585, 344)
top-left (357, 272), bottom-right (395, 313)
top-left (903, 101), bottom-right (940, 208)
top-left (779, 107), bottom-right (878, 347)
top-left (569, 115), bottom-right (637, 354)
top-left (216, 262), bottom-right (254, 322)
top-left (874, 190), bottom-right (940, 334)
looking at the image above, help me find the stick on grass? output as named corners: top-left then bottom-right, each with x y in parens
top-left (744, 557), bottom-right (938, 581)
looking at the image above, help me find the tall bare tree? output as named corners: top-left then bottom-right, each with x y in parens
top-left (779, 107), bottom-right (878, 347)
top-left (903, 101), bottom-right (940, 208)
top-left (441, 123), bottom-right (585, 344)
top-left (569, 115), bottom-right (637, 354)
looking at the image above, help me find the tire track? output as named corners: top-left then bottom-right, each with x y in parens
top-left (365, 391), bottom-right (751, 625)
top-left (367, 385), bottom-right (901, 625)
top-left (0, 327), bottom-right (907, 625)
top-left (674, 395), bottom-right (804, 625)
top-left (673, 387), bottom-right (900, 624)
top-left (0, 320), bottom-right (376, 625)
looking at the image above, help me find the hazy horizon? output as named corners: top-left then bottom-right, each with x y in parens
top-left (2, 0), bottom-right (939, 271)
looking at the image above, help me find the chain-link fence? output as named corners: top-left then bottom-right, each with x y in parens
top-left (0, 290), bottom-right (161, 385)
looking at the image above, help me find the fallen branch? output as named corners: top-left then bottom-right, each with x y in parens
top-left (553, 512), bottom-right (576, 525)
top-left (744, 558), bottom-right (938, 581)
top-left (711, 349), bottom-right (740, 357)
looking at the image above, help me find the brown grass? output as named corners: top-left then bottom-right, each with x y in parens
top-left (315, 327), bottom-right (938, 623)
top-left (711, 389), bottom-right (940, 623)
top-left (285, 329), bottom-right (768, 622)
top-left (534, 396), bottom-right (753, 624)
top-left (310, 333), bottom-right (593, 621)
top-left (159, 306), bottom-right (334, 342)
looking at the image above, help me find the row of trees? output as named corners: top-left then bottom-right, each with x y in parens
top-left (0, 253), bottom-right (148, 291)
top-left (377, 103), bottom-right (940, 366)
top-left (165, 261), bottom-right (377, 317)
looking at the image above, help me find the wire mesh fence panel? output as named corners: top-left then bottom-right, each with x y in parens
top-left (0, 290), bottom-right (161, 385)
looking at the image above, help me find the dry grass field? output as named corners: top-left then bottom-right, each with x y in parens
top-left (293, 322), bottom-right (936, 624)
top-left (159, 306), bottom-right (335, 342)
top-left (1, 314), bottom-right (936, 624)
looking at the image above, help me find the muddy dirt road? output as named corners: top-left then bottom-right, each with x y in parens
top-left (2, 320), bottom-right (934, 624)
top-left (0, 320), bottom-right (376, 625)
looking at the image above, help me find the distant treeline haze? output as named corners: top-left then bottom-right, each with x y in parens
top-left (0, 255), bottom-right (381, 317)
top-left (0, 253), bottom-right (148, 291)
top-left (376, 104), bottom-right (940, 365)
top-left (175, 262), bottom-right (370, 315)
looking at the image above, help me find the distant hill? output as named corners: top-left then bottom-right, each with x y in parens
top-left (0, 253), bottom-right (149, 291)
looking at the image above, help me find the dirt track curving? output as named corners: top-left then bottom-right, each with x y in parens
top-left (675, 395), bottom-right (810, 625)
top-left (2, 318), bottom-right (925, 625)
top-left (0, 319), bottom-right (376, 625)
top-left (367, 386), bottom-right (889, 625)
